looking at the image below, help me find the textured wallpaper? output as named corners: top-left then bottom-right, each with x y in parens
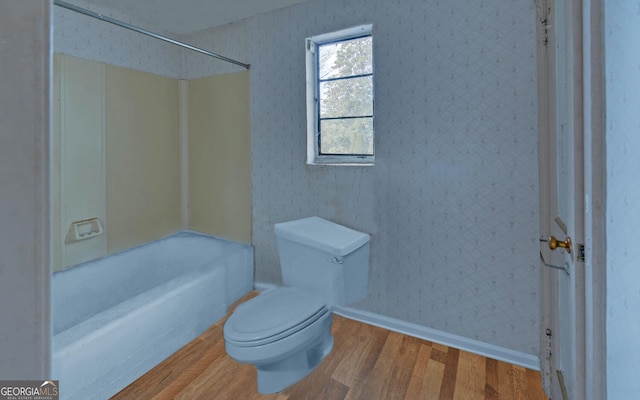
top-left (186, 0), bottom-right (541, 355)
top-left (53, 0), bottom-right (541, 356)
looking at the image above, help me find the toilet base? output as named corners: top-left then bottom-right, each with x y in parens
top-left (255, 323), bottom-right (334, 394)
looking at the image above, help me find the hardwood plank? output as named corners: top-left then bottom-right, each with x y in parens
top-left (484, 358), bottom-right (500, 400)
top-left (432, 342), bottom-right (450, 353)
top-left (452, 350), bottom-right (486, 400)
top-left (286, 374), bottom-right (349, 400)
top-left (438, 346), bottom-right (459, 399)
top-left (380, 335), bottom-right (422, 399)
top-left (497, 360), bottom-right (512, 400)
top-left (422, 356), bottom-right (446, 399)
top-left (405, 343), bottom-right (433, 398)
top-left (348, 331), bottom-right (405, 399)
top-left (152, 340), bottom-right (234, 400)
top-left (189, 356), bottom-right (256, 397)
top-left (430, 346), bottom-right (449, 364)
top-left (333, 323), bottom-right (390, 391)
top-left (497, 359), bottom-right (529, 400)
top-left (328, 316), bottom-right (374, 384)
top-left (510, 365), bottom-right (527, 400)
top-left (526, 367), bottom-right (550, 399)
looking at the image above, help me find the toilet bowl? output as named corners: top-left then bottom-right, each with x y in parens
top-left (224, 287), bottom-right (334, 394)
top-left (223, 217), bottom-right (370, 394)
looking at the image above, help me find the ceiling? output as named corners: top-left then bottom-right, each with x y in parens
top-left (81, 0), bottom-right (309, 35)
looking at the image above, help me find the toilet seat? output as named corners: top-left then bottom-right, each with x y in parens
top-left (224, 287), bottom-right (329, 347)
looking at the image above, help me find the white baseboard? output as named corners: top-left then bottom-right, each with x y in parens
top-left (253, 282), bottom-right (540, 371)
top-left (332, 306), bottom-right (540, 371)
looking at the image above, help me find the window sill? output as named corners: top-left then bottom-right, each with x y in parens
top-left (306, 160), bottom-right (375, 167)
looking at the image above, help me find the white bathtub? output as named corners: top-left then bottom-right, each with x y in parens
top-left (52, 231), bottom-right (254, 400)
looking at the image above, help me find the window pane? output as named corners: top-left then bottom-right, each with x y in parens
top-left (320, 118), bottom-right (373, 155)
top-left (320, 76), bottom-right (372, 118)
top-left (318, 36), bottom-right (372, 80)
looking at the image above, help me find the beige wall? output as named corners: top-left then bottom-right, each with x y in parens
top-left (52, 57), bottom-right (251, 266)
top-left (105, 64), bottom-right (182, 254)
top-left (53, 57), bottom-right (183, 266)
top-left (53, 54), bottom-right (107, 271)
top-left (188, 71), bottom-right (251, 243)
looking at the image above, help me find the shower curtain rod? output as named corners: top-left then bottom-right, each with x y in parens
top-left (53, 0), bottom-right (250, 70)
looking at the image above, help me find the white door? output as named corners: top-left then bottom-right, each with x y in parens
top-left (537, 0), bottom-right (586, 399)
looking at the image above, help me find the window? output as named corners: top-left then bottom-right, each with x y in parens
top-left (306, 25), bottom-right (374, 165)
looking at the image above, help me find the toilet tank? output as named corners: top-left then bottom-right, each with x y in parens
top-left (274, 217), bottom-right (370, 307)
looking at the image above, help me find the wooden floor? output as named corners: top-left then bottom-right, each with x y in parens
top-left (112, 293), bottom-right (549, 400)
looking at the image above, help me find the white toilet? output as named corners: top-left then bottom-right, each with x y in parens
top-left (223, 216), bottom-right (370, 394)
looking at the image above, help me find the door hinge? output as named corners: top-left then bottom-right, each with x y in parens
top-left (543, 327), bottom-right (553, 360)
top-left (539, 16), bottom-right (550, 47)
top-left (577, 243), bottom-right (585, 262)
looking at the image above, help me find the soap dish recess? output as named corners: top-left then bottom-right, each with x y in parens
top-left (66, 218), bottom-right (103, 243)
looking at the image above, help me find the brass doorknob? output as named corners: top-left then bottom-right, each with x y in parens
top-left (549, 236), bottom-right (572, 253)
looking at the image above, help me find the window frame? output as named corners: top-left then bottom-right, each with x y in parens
top-left (305, 24), bottom-right (374, 166)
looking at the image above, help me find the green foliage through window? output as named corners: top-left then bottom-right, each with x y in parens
top-left (317, 36), bottom-right (373, 156)
top-left (306, 25), bottom-right (374, 165)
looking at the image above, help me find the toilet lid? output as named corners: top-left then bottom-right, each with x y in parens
top-left (224, 287), bottom-right (328, 346)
